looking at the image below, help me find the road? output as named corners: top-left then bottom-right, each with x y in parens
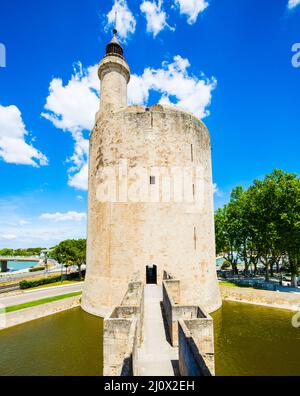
top-left (0, 283), bottom-right (84, 308)
top-left (0, 268), bottom-right (62, 284)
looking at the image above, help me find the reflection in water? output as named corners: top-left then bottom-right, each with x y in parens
top-left (212, 301), bottom-right (300, 376)
top-left (0, 308), bottom-right (103, 376)
top-left (0, 302), bottom-right (300, 376)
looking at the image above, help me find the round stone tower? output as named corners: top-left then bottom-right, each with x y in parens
top-left (81, 32), bottom-right (222, 318)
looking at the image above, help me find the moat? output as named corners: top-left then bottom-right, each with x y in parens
top-left (0, 301), bottom-right (299, 376)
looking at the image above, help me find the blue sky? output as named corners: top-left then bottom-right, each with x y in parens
top-left (0, 0), bottom-right (299, 248)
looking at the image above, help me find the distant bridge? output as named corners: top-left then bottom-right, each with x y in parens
top-left (0, 257), bottom-right (40, 273)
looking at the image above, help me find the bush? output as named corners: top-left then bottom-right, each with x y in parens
top-left (20, 275), bottom-right (62, 290)
top-left (68, 270), bottom-right (86, 280)
top-left (221, 261), bottom-right (231, 270)
top-left (29, 267), bottom-right (45, 273)
top-left (19, 271), bottom-right (86, 290)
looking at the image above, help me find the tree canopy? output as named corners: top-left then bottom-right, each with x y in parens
top-left (50, 239), bottom-right (87, 279)
top-left (0, 247), bottom-right (46, 257)
top-left (215, 169), bottom-right (300, 286)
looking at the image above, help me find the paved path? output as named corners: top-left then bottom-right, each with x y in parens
top-left (137, 285), bottom-right (178, 376)
top-left (0, 283), bottom-right (84, 307)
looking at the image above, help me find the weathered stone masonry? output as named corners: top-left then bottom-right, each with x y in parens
top-left (82, 31), bottom-right (221, 318)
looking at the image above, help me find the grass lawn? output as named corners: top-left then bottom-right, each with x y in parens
top-left (219, 280), bottom-right (256, 289)
top-left (4, 292), bottom-right (82, 313)
top-left (219, 281), bottom-right (239, 288)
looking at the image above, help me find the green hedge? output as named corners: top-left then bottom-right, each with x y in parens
top-left (19, 271), bottom-right (86, 290)
top-left (29, 266), bottom-right (46, 273)
top-left (20, 275), bottom-right (62, 290)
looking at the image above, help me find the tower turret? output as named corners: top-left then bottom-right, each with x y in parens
top-left (98, 30), bottom-right (130, 114)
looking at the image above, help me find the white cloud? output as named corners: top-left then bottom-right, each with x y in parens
top-left (19, 220), bottom-right (30, 226)
top-left (42, 63), bottom-right (98, 191)
top-left (0, 199), bottom-right (87, 249)
top-left (128, 55), bottom-right (216, 119)
top-left (174, 0), bottom-right (209, 24)
top-left (288, 0), bottom-right (300, 9)
top-left (42, 63), bottom-right (99, 134)
top-left (68, 163), bottom-right (89, 191)
top-left (0, 105), bottom-right (48, 167)
top-left (40, 211), bottom-right (87, 222)
top-left (140, 0), bottom-right (174, 37)
top-left (43, 56), bottom-right (215, 191)
top-left (1, 234), bottom-right (17, 241)
top-left (213, 183), bottom-right (218, 195)
top-left (106, 0), bottom-right (136, 41)
top-left (213, 183), bottom-right (224, 198)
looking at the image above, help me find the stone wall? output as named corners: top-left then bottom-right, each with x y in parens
top-left (82, 104), bottom-right (222, 318)
top-left (103, 282), bottom-right (144, 376)
top-left (162, 275), bottom-right (215, 376)
top-left (178, 320), bottom-right (214, 377)
top-left (163, 280), bottom-right (198, 346)
top-left (0, 296), bottom-right (80, 330)
top-left (221, 285), bottom-right (300, 311)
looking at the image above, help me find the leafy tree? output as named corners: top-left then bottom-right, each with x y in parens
top-left (221, 261), bottom-right (231, 270)
top-left (215, 169), bottom-right (300, 284)
top-left (215, 187), bottom-right (247, 274)
top-left (0, 248), bottom-right (14, 256)
top-left (0, 248), bottom-right (46, 257)
top-left (274, 170), bottom-right (300, 287)
top-left (51, 239), bottom-right (87, 279)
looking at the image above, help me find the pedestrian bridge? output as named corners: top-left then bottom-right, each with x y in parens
top-left (103, 273), bottom-right (215, 376)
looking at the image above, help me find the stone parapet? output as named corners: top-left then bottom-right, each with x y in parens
top-left (162, 273), bottom-right (215, 376)
top-left (221, 285), bottom-right (300, 311)
top-left (178, 320), bottom-right (214, 376)
top-left (103, 282), bottom-right (144, 376)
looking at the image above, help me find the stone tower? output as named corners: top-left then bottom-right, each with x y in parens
top-left (81, 31), bottom-right (222, 318)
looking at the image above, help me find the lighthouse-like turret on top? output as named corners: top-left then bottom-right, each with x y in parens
top-left (98, 29), bottom-right (130, 114)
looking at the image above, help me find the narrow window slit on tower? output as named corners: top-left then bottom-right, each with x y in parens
top-left (191, 144), bottom-right (194, 162)
top-left (150, 176), bottom-right (156, 185)
top-left (194, 227), bottom-right (197, 250)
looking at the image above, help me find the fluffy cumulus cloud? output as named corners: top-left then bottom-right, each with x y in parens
top-left (0, 105), bottom-right (48, 167)
top-left (68, 162), bottom-right (89, 190)
top-left (140, 0), bottom-right (174, 37)
top-left (42, 63), bottom-right (99, 133)
top-left (106, 0), bottom-right (136, 41)
top-left (43, 56), bottom-right (216, 191)
top-left (42, 63), bottom-right (99, 191)
top-left (128, 55), bottom-right (217, 119)
top-left (288, 0), bottom-right (300, 9)
top-left (174, 0), bottom-right (209, 24)
top-left (40, 211), bottom-right (87, 222)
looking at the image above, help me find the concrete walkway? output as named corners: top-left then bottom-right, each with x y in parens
top-left (137, 285), bottom-right (178, 376)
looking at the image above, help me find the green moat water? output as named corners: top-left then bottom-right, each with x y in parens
top-left (212, 301), bottom-right (300, 376)
top-left (0, 308), bottom-right (103, 376)
top-left (0, 301), bottom-right (299, 376)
